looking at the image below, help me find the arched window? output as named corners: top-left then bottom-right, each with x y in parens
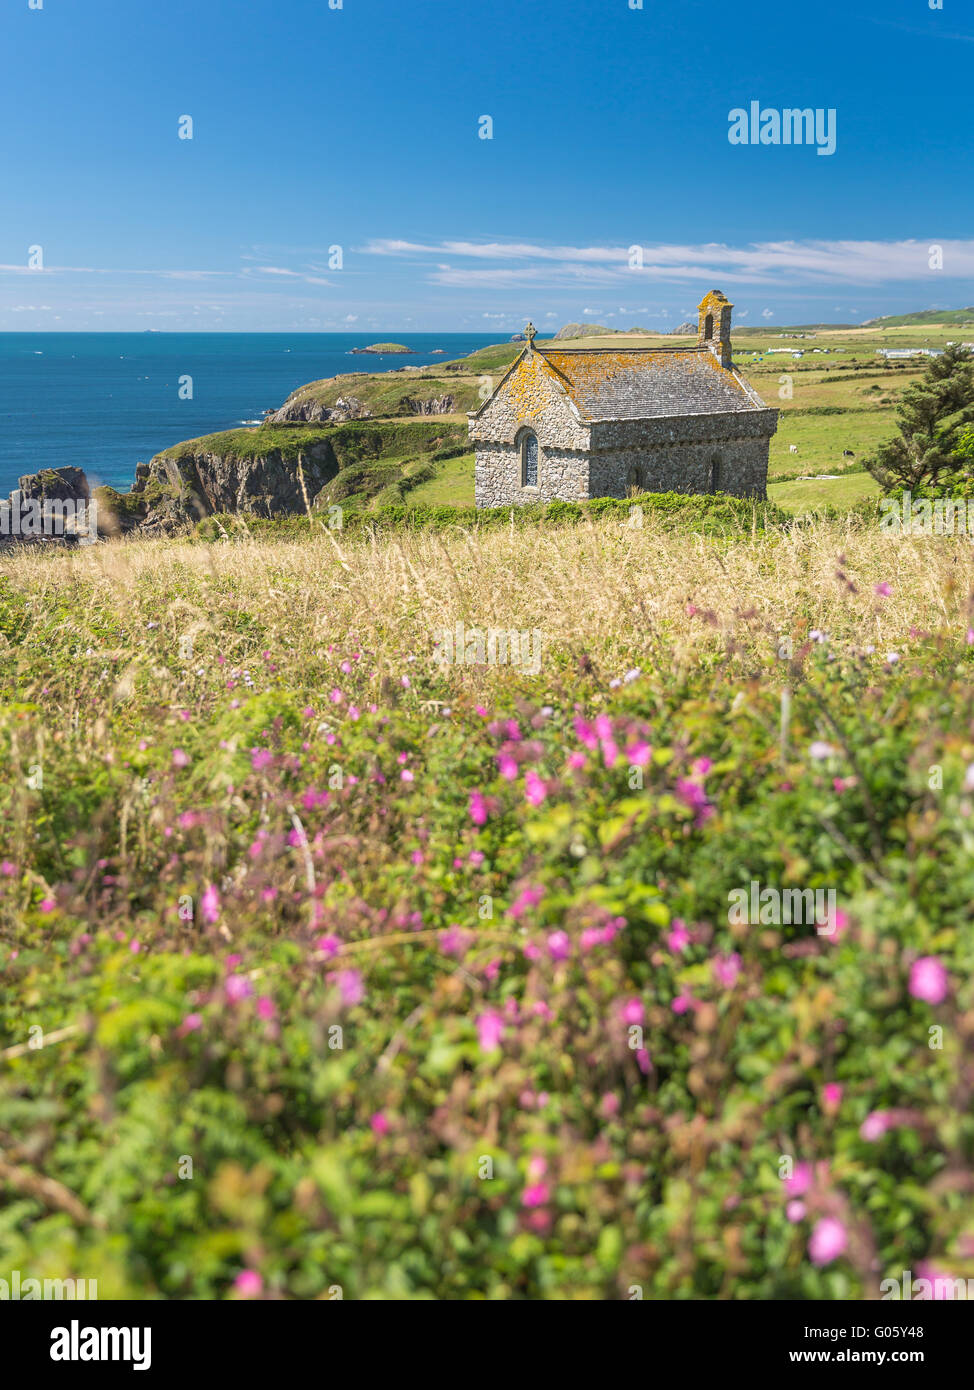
top-left (520, 430), bottom-right (539, 488)
top-left (708, 454), bottom-right (721, 493)
top-left (703, 313), bottom-right (714, 341)
top-left (626, 463), bottom-right (641, 494)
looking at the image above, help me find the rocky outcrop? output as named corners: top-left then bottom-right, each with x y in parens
top-left (271, 389), bottom-right (458, 424)
top-left (553, 323), bottom-right (613, 340)
top-left (349, 342), bottom-right (413, 355)
top-left (669, 322), bottom-right (696, 335)
top-left (18, 466), bottom-right (90, 502)
top-left (397, 394), bottom-right (456, 415)
top-left (553, 322), bottom-right (653, 341)
top-left (269, 393), bottom-right (371, 425)
top-left (0, 468), bottom-right (95, 548)
top-left (147, 440), bottom-right (340, 519)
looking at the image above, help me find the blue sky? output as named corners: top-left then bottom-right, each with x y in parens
top-left (1, 0), bottom-right (971, 332)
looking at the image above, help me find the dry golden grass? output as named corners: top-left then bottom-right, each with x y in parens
top-left (2, 517), bottom-right (972, 703)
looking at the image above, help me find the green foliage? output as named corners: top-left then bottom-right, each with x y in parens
top-left (865, 346), bottom-right (974, 492)
top-left (192, 491), bottom-right (788, 542)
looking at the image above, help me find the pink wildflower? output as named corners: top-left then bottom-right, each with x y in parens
top-left (201, 884), bottom-right (220, 924)
top-left (225, 974), bottom-right (252, 1004)
top-left (712, 952), bottom-right (742, 988)
top-left (521, 1182), bottom-right (550, 1208)
top-left (822, 1083), bottom-right (843, 1113)
top-left (476, 1010), bottom-right (504, 1052)
top-left (438, 925), bottom-right (471, 957)
top-left (620, 998), bottom-right (644, 1026)
top-left (234, 1270), bottom-right (263, 1298)
top-left (809, 1217), bottom-right (847, 1266)
top-left (667, 921), bottom-right (690, 953)
top-left (333, 969), bottom-right (365, 1008)
top-left (784, 1162), bottom-right (813, 1197)
top-left (525, 770), bottom-right (547, 806)
top-left (546, 930), bottom-right (571, 961)
top-left (909, 956), bottom-right (949, 1005)
top-left (860, 1111), bottom-right (890, 1142)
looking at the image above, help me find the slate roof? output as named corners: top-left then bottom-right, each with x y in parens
top-left (536, 347), bottom-right (764, 421)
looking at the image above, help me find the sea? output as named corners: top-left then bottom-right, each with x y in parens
top-left (0, 332), bottom-right (502, 498)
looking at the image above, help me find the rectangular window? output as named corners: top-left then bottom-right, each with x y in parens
top-left (523, 433), bottom-right (538, 487)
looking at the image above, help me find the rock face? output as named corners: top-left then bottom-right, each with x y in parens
top-left (669, 322), bottom-right (697, 335)
top-left (1, 468), bottom-right (94, 548)
top-left (397, 395), bottom-right (456, 415)
top-left (18, 466), bottom-right (90, 501)
top-left (269, 394), bottom-right (371, 425)
top-left (148, 441), bottom-right (340, 519)
top-left (271, 389), bottom-right (457, 424)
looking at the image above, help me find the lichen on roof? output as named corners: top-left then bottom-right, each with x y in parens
top-left (535, 346), bottom-right (759, 420)
top-left (496, 349), bottom-right (573, 423)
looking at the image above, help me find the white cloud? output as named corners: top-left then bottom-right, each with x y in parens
top-left (0, 264), bottom-right (228, 279)
top-left (359, 237), bottom-right (974, 291)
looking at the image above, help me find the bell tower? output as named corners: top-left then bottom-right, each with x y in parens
top-left (698, 290), bottom-right (733, 368)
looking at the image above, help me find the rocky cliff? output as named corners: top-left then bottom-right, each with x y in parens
top-left (18, 466), bottom-right (90, 502)
top-left (270, 384), bottom-right (458, 424)
top-left (142, 440), bottom-right (340, 518)
top-left (103, 418), bottom-right (469, 535)
top-left (268, 393), bottom-right (372, 425)
top-left (62, 343), bottom-right (500, 538)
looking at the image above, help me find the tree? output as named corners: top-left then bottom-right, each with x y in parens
top-left (866, 345), bottom-right (974, 492)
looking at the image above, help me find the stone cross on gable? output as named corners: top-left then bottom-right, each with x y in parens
top-left (524, 321), bottom-right (537, 347)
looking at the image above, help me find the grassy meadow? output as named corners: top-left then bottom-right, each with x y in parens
top-left (2, 506), bottom-right (974, 1299)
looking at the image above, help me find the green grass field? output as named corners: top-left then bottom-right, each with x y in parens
top-left (768, 472), bottom-right (880, 513)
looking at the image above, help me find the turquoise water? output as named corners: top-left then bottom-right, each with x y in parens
top-left (0, 332), bottom-right (500, 496)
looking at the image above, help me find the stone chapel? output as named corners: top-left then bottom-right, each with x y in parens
top-left (469, 291), bottom-right (778, 506)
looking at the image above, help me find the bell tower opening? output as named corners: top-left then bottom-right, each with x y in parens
top-left (697, 291), bottom-right (734, 368)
